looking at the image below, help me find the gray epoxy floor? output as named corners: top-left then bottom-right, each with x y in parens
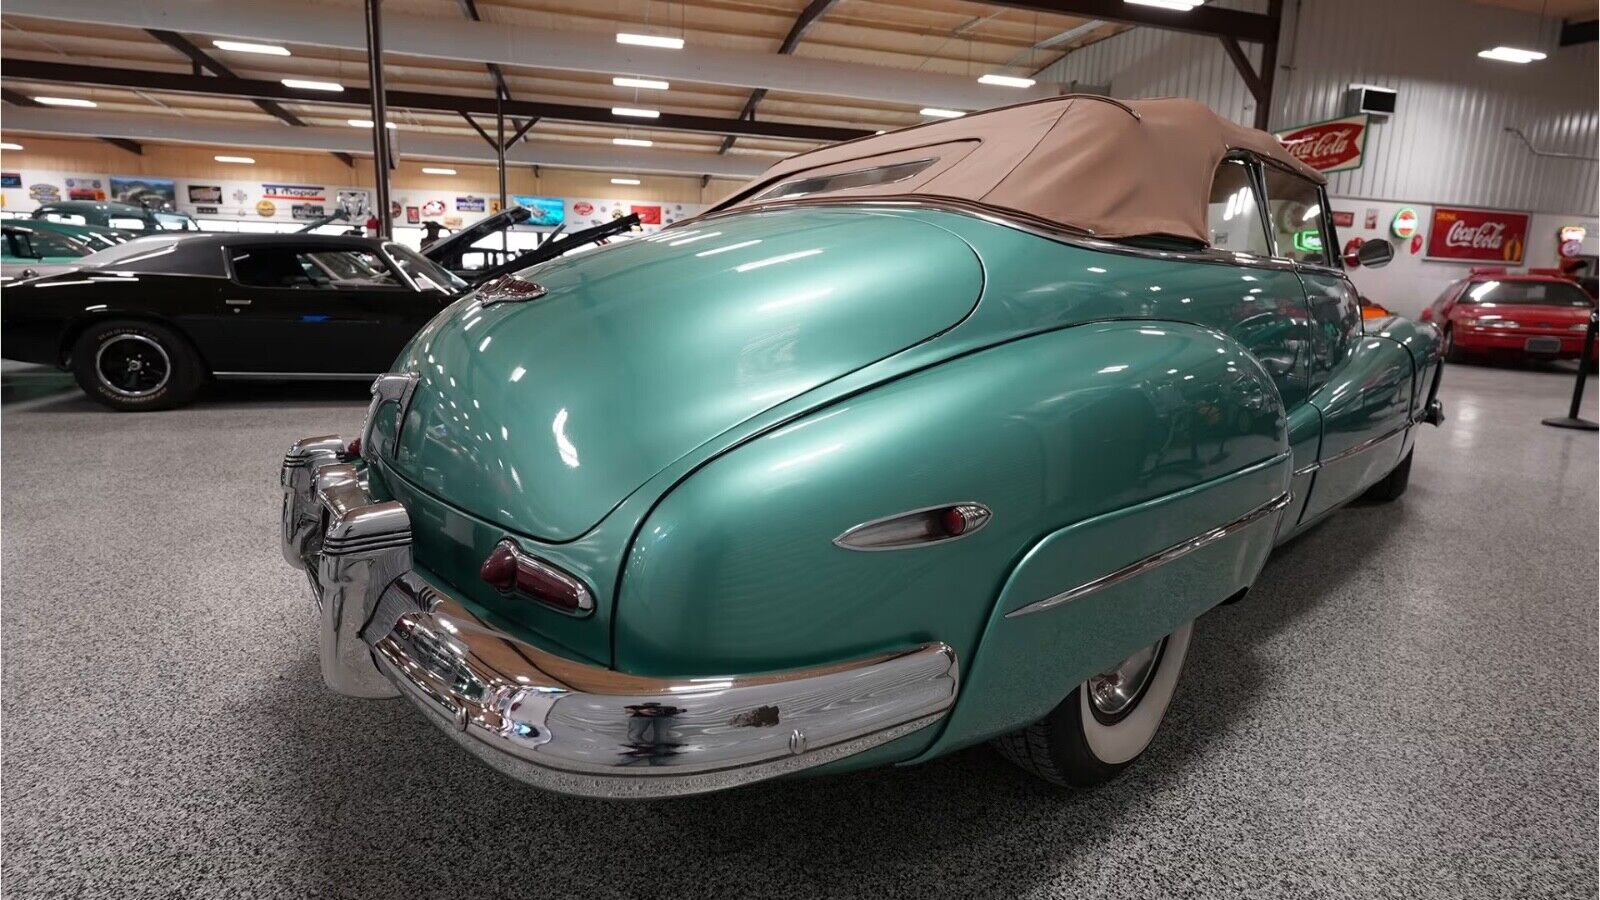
top-left (2, 362), bottom-right (1595, 899)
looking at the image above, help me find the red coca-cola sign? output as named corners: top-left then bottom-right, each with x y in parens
top-left (1274, 114), bottom-right (1368, 174)
top-left (1424, 206), bottom-right (1529, 263)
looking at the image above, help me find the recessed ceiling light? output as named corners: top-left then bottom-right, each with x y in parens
top-left (613, 137), bottom-right (654, 147)
top-left (214, 155), bottom-right (255, 164)
top-left (212, 39), bottom-right (291, 56)
top-left (34, 97), bottom-right (97, 108)
top-left (613, 76), bottom-right (670, 90)
top-left (422, 167), bottom-right (457, 175)
top-left (978, 74), bottom-right (1036, 88)
top-left (348, 119), bottom-right (398, 129)
top-left (612, 107), bottom-right (660, 119)
top-left (1124, 0), bottom-right (1201, 9)
top-left (616, 33), bottom-right (684, 50)
top-left (1477, 46), bottom-right (1547, 63)
top-left (0, 142), bottom-right (22, 151)
top-left (281, 78), bottom-right (344, 92)
top-left (919, 107), bottom-right (964, 119)
top-left (611, 177), bottom-right (641, 185)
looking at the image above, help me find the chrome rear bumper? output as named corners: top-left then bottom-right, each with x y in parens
top-left (279, 434), bottom-right (959, 798)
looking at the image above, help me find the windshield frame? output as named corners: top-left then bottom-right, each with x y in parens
top-left (384, 242), bottom-right (469, 294)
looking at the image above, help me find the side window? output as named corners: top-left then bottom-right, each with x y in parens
top-left (1261, 167), bottom-right (1330, 266)
top-left (230, 247), bottom-right (400, 289)
top-left (5, 233), bottom-right (31, 258)
top-left (23, 230), bottom-right (87, 258)
top-left (42, 212), bottom-right (88, 226)
top-left (1205, 161), bottom-right (1271, 256)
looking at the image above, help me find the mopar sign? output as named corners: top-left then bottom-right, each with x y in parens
top-left (262, 183), bottom-right (327, 202)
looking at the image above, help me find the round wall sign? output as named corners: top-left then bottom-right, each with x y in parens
top-left (1560, 239), bottom-right (1584, 259)
top-left (1391, 207), bottom-right (1419, 239)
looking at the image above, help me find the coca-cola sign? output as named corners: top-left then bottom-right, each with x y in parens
top-left (1274, 114), bottom-right (1369, 174)
top-left (1425, 206), bottom-right (1530, 263)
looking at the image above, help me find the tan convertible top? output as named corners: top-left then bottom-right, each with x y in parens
top-left (710, 95), bottom-right (1325, 245)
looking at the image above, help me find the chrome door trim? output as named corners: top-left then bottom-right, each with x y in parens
top-left (1006, 490), bottom-right (1293, 619)
top-left (1319, 423), bottom-right (1408, 468)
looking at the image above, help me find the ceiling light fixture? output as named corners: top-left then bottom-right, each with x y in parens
top-left (214, 155), bottom-right (255, 164)
top-left (0, 142), bottom-right (23, 151)
top-left (1477, 46), bottom-right (1547, 63)
top-left (613, 76), bottom-right (670, 90)
top-left (281, 78), bottom-right (344, 92)
top-left (348, 119), bottom-right (398, 129)
top-left (919, 107), bottom-right (965, 119)
top-left (611, 177), bottom-right (641, 185)
top-left (613, 138), bottom-right (654, 147)
top-left (617, 33), bottom-right (684, 49)
top-left (978, 74), bottom-right (1036, 88)
top-left (212, 39), bottom-right (291, 56)
top-left (1125, 0), bottom-right (1202, 9)
top-left (422, 167), bottom-right (457, 175)
top-left (612, 107), bottom-right (661, 118)
top-left (33, 97), bottom-right (97, 108)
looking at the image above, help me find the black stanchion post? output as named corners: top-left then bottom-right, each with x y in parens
top-left (1542, 307), bottom-right (1599, 431)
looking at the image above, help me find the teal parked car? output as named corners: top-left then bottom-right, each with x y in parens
top-left (1, 222), bottom-right (94, 284)
top-left (280, 97), bottom-right (1443, 798)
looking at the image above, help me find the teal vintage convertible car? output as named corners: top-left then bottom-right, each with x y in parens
top-left (280, 96), bottom-right (1443, 797)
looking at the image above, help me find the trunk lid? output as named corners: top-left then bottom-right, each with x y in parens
top-left (387, 207), bottom-right (983, 541)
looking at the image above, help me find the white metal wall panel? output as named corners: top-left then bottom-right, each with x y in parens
top-left (1038, 0), bottom-right (1598, 216)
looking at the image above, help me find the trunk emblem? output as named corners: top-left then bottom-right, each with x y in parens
top-left (478, 275), bottom-right (548, 307)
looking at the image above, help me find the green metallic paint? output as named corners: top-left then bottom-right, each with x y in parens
top-left (360, 203), bottom-right (1431, 775)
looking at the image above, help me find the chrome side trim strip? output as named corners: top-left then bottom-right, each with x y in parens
top-left (1006, 490), bottom-right (1293, 619)
top-left (214, 371), bottom-right (384, 380)
top-left (1319, 423), bottom-right (1408, 468)
top-left (1293, 462), bottom-right (1320, 477)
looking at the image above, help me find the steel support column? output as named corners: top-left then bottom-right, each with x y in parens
top-left (364, 0), bottom-right (392, 237)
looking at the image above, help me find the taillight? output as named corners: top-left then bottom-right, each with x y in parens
top-left (343, 437), bottom-right (362, 459)
top-left (480, 539), bottom-right (594, 615)
top-left (834, 502), bottom-right (992, 551)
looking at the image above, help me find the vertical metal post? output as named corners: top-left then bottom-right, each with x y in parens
top-left (1542, 308), bottom-right (1600, 430)
top-left (364, 0), bottom-right (393, 238)
top-left (496, 99), bottom-right (508, 254)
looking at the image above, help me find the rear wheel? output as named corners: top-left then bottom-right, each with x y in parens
top-left (1443, 326), bottom-right (1467, 364)
top-left (994, 620), bottom-right (1193, 787)
top-left (1361, 448), bottom-right (1413, 502)
top-left (71, 319), bottom-right (202, 411)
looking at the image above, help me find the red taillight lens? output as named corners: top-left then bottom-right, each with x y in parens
top-left (479, 540), bottom-right (594, 615)
top-left (344, 436), bottom-right (362, 459)
top-left (940, 506), bottom-right (969, 536)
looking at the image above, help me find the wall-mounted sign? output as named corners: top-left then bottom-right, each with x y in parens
top-left (65, 177), bottom-right (105, 201)
top-left (1559, 224), bottom-right (1587, 250)
top-left (262, 183), bottom-right (325, 202)
top-left (111, 176), bottom-right (174, 207)
top-left (511, 195), bottom-right (565, 227)
top-left (1364, 208), bottom-right (1378, 229)
top-left (0, 173), bottom-right (20, 188)
top-left (188, 185), bottom-right (223, 204)
top-left (1391, 207), bottom-right (1419, 239)
top-left (1293, 229), bottom-right (1324, 253)
top-left (1559, 239), bottom-right (1585, 259)
top-left (1274, 113), bottom-right (1369, 174)
top-left (455, 195), bottom-right (486, 212)
top-left (1331, 210), bottom-right (1355, 228)
top-left (1424, 206), bottom-right (1529, 263)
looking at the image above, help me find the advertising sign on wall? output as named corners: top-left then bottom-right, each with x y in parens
top-left (511, 195), bottom-right (565, 226)
top-left (110, 176), bottom-right (176, 207)
top-left (1274, 114), bottom-right (1369, 174)
top-left (1424, 206), bottom-right (1529, 263)
top-left (1330, 210), bottom-right (1355, 228)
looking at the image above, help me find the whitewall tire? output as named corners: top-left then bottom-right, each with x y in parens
top-left (995, 619), bottom-right (1194, 787)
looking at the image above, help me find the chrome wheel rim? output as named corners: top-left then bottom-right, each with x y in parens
top-left (1087, 637), bottom-right (1167, 720)
top-left (95, 334), bottom-right (171, 398)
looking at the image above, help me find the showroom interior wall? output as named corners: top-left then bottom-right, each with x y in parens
top-left (1038, 0), bottom-right (1599, 316)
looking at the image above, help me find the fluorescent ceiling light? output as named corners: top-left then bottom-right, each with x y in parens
top-left (212, 39), bottom-right (291, 56)
top-left (348, 119), bottom-right (398, 129)
top-left (613, 138), bottom-right (654, 147)
top-left (613, 76), bottom-right (670, 90)
top-left (422, 167), bottom-right (457, 175)
top-left (612, 107), bottom-right (661, 118)
top-left (1125, 0), bottom-right (1202, 9)
top-left (0, 142), bottom-right (22, 151)
top-left (978, 73), bottom-right (1036, 88)
top-left (34, 97), bottom-right (97, 108)
top-left (281, 78), bottom-right (344, 92)
top-left (214, 155), bottom-right (255, 164)
top-left (611, 178), bottom-right (641, 185)
top-left (617, 33), bottom-right (684, 50)
top-left (920, 107), bottom-right (964, 119)
top-left (1477, 46), bottom-right (1547, 63)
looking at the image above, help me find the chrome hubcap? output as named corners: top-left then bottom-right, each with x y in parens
top-left (95, 334), bottom-right (171, 398)
top-left (1087, 637), bottom-right (1166, 718)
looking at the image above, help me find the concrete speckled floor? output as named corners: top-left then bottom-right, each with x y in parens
top-left (2, 363), bottom-right (1596, 899)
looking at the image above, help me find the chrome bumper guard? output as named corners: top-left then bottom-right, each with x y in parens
top-left (279, 435), bottom-right (960, 798)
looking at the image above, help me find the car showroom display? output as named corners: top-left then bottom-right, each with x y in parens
top-left (0, 211), bottom-right (638, 410)
top-left (31, 199), bottom-right (200, 235)
top-left (277, 96), bottom-right (1444, 798)
top-left (1419, 266), bottom-right (1596, 363)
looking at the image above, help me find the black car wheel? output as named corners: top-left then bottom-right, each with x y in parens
top-left (1361, 449), bottom-right (1413, 502)
top-left (71, 320), bottom-right (202, 411)
top-left (1442, 326), bottom-right (1467, 364)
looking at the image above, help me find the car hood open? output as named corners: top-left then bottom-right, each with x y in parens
top-left (382, 207), bottom-right (983, 541)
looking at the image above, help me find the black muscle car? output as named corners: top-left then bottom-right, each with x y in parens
top-left (2, 213), bottom-right (642, 411)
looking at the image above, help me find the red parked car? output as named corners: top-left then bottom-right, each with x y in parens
top-left (1420, 267), bottom-right (1596, 364)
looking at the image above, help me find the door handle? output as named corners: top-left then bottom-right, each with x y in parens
top-left (225, 298), bottom-right (253, 306)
